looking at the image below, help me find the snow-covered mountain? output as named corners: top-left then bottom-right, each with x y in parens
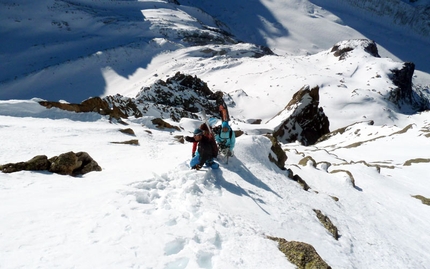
top-left (1, 0), bottom-right (430, 268)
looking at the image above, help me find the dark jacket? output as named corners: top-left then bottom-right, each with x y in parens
top-left (186, 135), bottom-right (218, 159)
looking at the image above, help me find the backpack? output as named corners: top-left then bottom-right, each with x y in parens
top-left (213, 125), bottom-right (233, 139)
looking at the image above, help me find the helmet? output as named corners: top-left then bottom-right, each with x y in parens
top-left (193, 128), bottom-right (203, 136)
top-left (221, 121), bottom-right (229, 129)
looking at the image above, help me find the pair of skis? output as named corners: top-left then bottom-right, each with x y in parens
top-left (202, 108), bottom-right (230, 164)
top-left (201, 100), bottom-right (229, 137)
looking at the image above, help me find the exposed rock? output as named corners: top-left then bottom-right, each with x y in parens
top-left (388, 62), bottom-right (429, 110)
top-left (403, 158), bottom-right (430, 166)
top-left (1, 152), bottom-right (101, 176)
top-left (267, 236), bottom-right (331, 269)
top-left (151, 118), bottom-right (181, 131)
top-left (135, 72), bottom-right (218, 118)
top-left (249, 119), bottom-right (262, 124)
top-left (330, 196), bottom-right (339, 202)
top-left (292, 174), bottom-right (310, 191)
top-left (104, 94), bottom-right (142, 119)
top-left (0, 155), bottom-right (50, 173)
top-left (264, 134), bottom-right (287, 170)
top-left (174, 135), bottom-right (185, 143)
top-left (38, 72), bottom-right (229, 123)
top-left (198, 44), bottom-right (274, 58)
top-left (282, 167), bottom-right (310, 191)
top-left (110, 139), bottom-right (139, 145)
top-left (49, 152), bottom-right (80, 175)
top-left (73, 152), bottom-right (102, 175)
top-left (234, 130), bottom-right (244, 138)
top-left (272, 85), bottom-right (330, 146)
top-left (330, 169), bottom-right (356, 188)
top-left (119, 128), bottom-right (136, 136)
top-left (299, 156), bottom-right (316, 167)
top-left (111, 72), bottom-right (225, 122)
top-left (313, 209), bottom-right (339, 240)
top-left (331, 39), bottom-right (380, 60)
top-left (286, 168), bottom-right (294, 179)
top-left (390, 62), bottom-right (415, 102)
top-left (411, 195), bottom-right (430, 206)
top-left (182, 30), bottom-right (237, 46)
top-left (39, 97), bottom-right (126, 120)
top-left (254, 45), bottom-right (276, 58)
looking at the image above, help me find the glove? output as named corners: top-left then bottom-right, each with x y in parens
top-left (191, 164), bottom-right (202, 170)
top-left (185, 136), bottom-right (193, 142)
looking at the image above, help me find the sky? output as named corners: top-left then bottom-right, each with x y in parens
top-left (1, 0), bottom-right (430, 268)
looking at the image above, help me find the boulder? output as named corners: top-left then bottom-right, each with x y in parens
top-left (119, 128), bottom-right (136, 136)
top-left (73, 152), bottom-right (102, 175)
top-left (49, 151), bottom-right (81, 175)
top-left (0, 155), bottom-right (50, 173)
top-left (267, 236), bottom-right (331, 269)
top-left (1, 152), bottom-right (101, 176)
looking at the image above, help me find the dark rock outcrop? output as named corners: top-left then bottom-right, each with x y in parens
top-left (38, 72), bottom-right (228, 123)
top-left (1, 152), bottom-right (101, 176)
top-left (292, 174), bottom-right (310, 191)
top-left (391, 62), bottom-right (415, 101)
top-left (135, 72), bottom-right (221, 119)
top-left (273, 85), bottom-right (330, 146)
top-left (387, 62), bottom-right (429, 110)
top-left (0, 155), bottom-right (50, 173)
top-left (313, 209), bottom-right (339, 240)
top-left (267, 236), bottom-right (331, 269)
top-left (119, 128), bottom-right (136, 136)
top-left (104, 94), bottom-right (143, 119)
top-left (39, 97), bottom-right (127, 120)
top-left (331, 39), bottom-right (380, 60)
top-left (151, 118), bottom-right (181, 131)
top-left (264, 134), bottom-right (288, 170)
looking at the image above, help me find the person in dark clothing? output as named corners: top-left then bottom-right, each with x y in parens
top-left (185, 128), bottom-right (219, 170)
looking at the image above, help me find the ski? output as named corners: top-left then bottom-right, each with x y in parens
top-left (201, 110), bottom-right (215, 138)
top-left (217, 99), bottom-right (230, 122)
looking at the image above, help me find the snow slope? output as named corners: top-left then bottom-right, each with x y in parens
top-left (1, 98), bottom-right (429, 268)
top-left (1, 0), bottom-right (430, 268)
